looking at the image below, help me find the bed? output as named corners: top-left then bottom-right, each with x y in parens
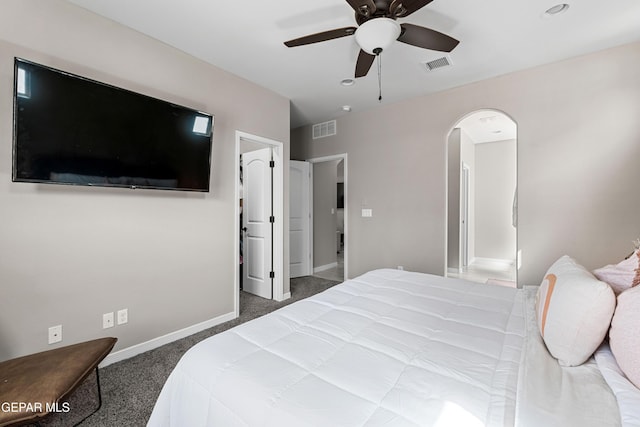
top-left (148, 268), bottom-right (631, 427)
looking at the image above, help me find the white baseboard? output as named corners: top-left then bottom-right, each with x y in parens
top-left (274, 292), bottom-right (291, 302)
top-left (314, 262), bottom-right (338, 273)
top-left (100, 311), bottom-right (236, 367)
top-left (471, 257), bottom-right (515, 269)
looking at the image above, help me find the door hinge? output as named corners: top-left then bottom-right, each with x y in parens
top-left (269, 160), bottom-right (275, 168)
top-left (269, 216), bottom-right (275, 223)
top-left (269, 271), bottom-right (275, 279)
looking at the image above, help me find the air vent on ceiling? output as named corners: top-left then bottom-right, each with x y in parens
top-left (312, 120), bottom-right (337, 139)
top-left (423, 56), bottom-right (452, 72)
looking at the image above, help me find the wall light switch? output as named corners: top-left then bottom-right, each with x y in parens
top-left (361, 208), bottom-right (373, 217)
top-left (117, 309), bottom-right (128, 325)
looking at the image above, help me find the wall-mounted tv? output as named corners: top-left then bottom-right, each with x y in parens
top-left (13, 58), bottom-right (214, 192)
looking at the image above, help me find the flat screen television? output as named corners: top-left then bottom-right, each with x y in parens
top-left (13, 58), bottom-right (214, 192)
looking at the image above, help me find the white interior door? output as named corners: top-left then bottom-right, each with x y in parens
top-left (289, 160), bottom-right (311, 278)
top-left (461, 164), bottom-right (470, 268)
top-left (242, 148), bottom-right (273, 299)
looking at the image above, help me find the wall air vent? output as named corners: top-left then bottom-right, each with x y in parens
top-left (423, 56), bottom-right (452, 72)
top-left (312, 120), bottom-right (337, 139)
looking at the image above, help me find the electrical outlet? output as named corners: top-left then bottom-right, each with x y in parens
top-left (103, 312), bottom-right (114, 329)
top-left (117, 309), bottom-right (128, 325)
top-left (397, 266), bottom-right (404, 271)
top-left (48, 325), bottom-right (62, 344)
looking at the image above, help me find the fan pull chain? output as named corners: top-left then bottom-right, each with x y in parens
top-left (377, 54), bottom-right (382, 102)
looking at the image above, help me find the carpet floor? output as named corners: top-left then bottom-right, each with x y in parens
top-left (40, 276), bottom-right (340, 427)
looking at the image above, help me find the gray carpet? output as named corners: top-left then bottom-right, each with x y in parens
top-left (40, 276), bottom-right (340, 427)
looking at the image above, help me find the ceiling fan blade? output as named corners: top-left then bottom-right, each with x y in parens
top-left (390, 0), bottom-right (434, 17)
top-left (355, 49), bottom-right (376, 78)
top-left (284, 27), bottom-right (357, 47)
top-left (398, 23), bottom-right (459, 52)
top-left (345, 0), bottom-right (376, 17)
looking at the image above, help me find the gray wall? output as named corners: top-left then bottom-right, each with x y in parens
top-left (313, 161), bottom-right (338, 268)
top-left (475, 139), bottom-right (517, 261)
top-left (292, 41), bottom-right (640, 285)
top-left (0, 0), bottom-right (290, 361)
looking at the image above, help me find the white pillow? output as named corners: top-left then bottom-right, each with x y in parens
top-left (535, 255), bottom-right (616, 366)
top-left (609, 285), bottom-right (640, 389)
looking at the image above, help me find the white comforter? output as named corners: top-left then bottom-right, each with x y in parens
top-left (149, 269), bottom-right (525, 426)
top-left (516, 288), bottom-right (621, 427)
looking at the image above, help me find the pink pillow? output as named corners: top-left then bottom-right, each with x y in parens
top-left (593, 250), bottom-right (640, 295)
top-left (609, 286), bottom-right (640, 389)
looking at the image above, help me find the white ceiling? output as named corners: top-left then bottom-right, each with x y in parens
top-left (458, 111), bottom-right (517, 144)
top-left (66, 0), bottom-right (640, 129)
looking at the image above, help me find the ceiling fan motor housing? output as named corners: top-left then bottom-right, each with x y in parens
top-left (355, 17), bottom-right (401, 55)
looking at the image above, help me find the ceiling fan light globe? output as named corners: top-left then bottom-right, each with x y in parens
top-left (355, 18), bottom-right (401, 55)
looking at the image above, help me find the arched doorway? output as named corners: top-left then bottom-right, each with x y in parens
top-left (446, 110), bottom-right (518, 287)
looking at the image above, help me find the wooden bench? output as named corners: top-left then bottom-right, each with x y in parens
top-left (0, 337), bottom-right (117, 427)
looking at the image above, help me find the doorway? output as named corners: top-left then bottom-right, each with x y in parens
top-left (234, 131), bottom-right (284, 318)
top-left (446, 110), bottom-right (518, 286)
top-left (289, 154), bottom-right (348, 282)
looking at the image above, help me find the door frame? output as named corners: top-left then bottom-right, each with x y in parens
top-left (234, 131), bottom-right (284, 318)
top-left (460, 162), bottom-right (470, 270)
top-left (308, 153), bottom-right (348, 281)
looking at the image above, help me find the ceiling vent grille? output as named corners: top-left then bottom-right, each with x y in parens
top-left (423, 56), bottom-right (451, 72)
top-left (312, 120), bottom-right (337, 139)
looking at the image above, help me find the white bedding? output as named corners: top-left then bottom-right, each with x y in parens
top-left (595, 343), bottom-right (640, 427)
top-left (149, 269), bottom-right (525, 426)
top-left (515, 287), bottom-right (621, 427)
top-left (148, 269), bottom-right (621, 427)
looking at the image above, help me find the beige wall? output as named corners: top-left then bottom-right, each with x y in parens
top-left (292, 41), bottom-right (640, 285)
top-left (475, 139), bottom-right (517, 261)
top-left (0, 0), bottom-right (290, 361)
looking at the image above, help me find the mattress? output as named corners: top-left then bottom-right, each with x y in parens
top-left (148, 269), bottom-right (526, 426)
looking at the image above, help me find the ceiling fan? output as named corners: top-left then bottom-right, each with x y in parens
top-left (284, 0), bottom-right (460, 78)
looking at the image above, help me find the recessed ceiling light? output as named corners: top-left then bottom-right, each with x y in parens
top-left (545, 3), bottom-right (570, 16)
top-left (342, 105), bottom-right (352, 112)
top-left (340, 78), bottom-right (355, 86)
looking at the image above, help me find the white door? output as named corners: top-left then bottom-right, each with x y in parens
top-left (461, 164), bottom-right (470, 268)
top-left (242, 148), bottom-right (273, 299)
top-left (289, 161), bottom-right (311, 278)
